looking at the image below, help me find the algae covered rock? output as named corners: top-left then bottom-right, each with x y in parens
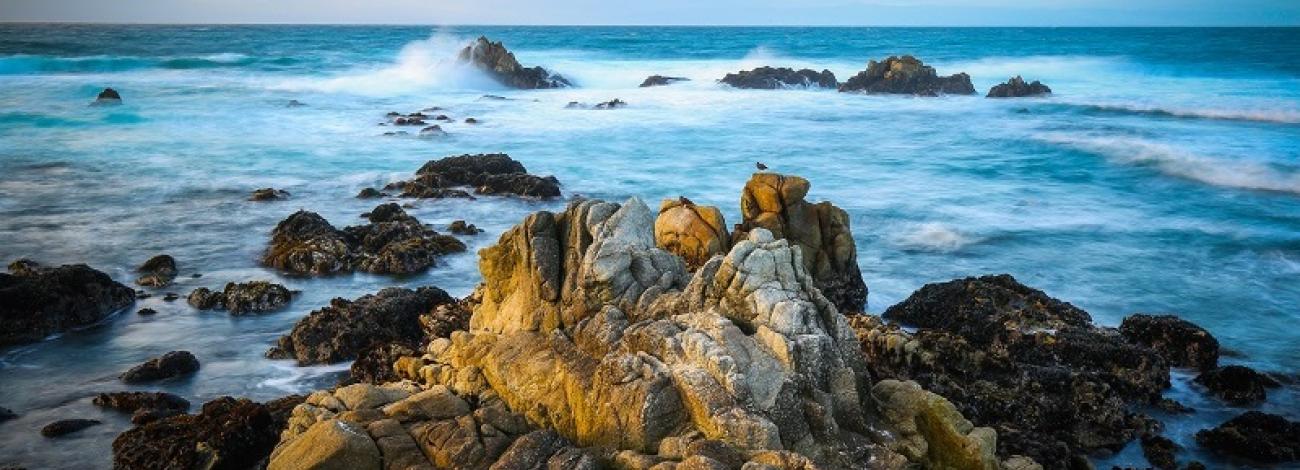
top-left (1, 259), bottom-right (135, 347)
top-left (839, 55), bottom-right (974, 96)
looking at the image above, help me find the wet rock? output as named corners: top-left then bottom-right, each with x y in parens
top-left (457, 36), bottom-right (570, 89)
top-left (0, 406), bottom-right (15, 422)
top-left (1193, 365), bottom-right (1280, 405)
top-left (393, 117), bottom-right (426, 126)
top-left (41, 418), bottom-right (101, 437)
top-left (838, 55), bottom-right (975, 96)
top-left (93, 391), bottom-right (190, 425)
top-left (392, 153), bottom-right (561, 199)
top-left (356, 187), bottom-right (388, 199)
top-left (250, 188), bottom-right (290, 201)
top-left (267, 286), bottom-right (455, 365)
top-left (263, 207), bottom-right (463, 276)
top-left (286, 99), bottom-right (307, 107)
top-left (112, 396), bottom-right (287, 470)
top-left (1195, 411), bottom-right (1299, 463)
top-left (640, 75), bottom-right (689, 87)
top-left (986, 76), bottom-right (1052, 98)
top-left (121, 350), bottom-right (200, 383)
top-left (719, 66), bottom-right (837, 89)
top-left (480, 94), bottom-right (508, 101)
top-left (1, 259), bottom-right (135, 348)
top-left (1120, 314), bottom-right (1219, 370)
top-left (732, 172), bottom-right (867, 312)
top-left (348, 341), bottom-right (419, 385)
top-left (464, 117), bottom-right (480, 124)
top-left (419, 125), bottom-right (446, 136)
top-left (594, 98), bottom-right (627, 109)
top-left (136, 308), bottom-right (157, 316)
top-left (162, 292), bottom-right (179, 301)
top-left (448, 220), bottom-right (482, 235)
top-left (654, 197), bottom-right (728, 270)
top-left (188, 281), bottom-right (292, 315)
top-left (94, 87), bottom-right (122, 104)
top-left (135, 254), bottom-right (177, 287)
top-left (1140, 434), bottom-right (1178, 470)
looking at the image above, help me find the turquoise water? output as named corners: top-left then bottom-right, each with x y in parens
top-left (0, 25), bottom-right (1297, 468)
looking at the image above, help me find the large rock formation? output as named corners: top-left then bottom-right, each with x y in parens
top-left (112, 395), bottom-right (303, 470)
top-left (732, 173), bottom-right (867, 313)
top-left (838, 56), bottom-right (975, 96)
top-left (457, 36), bottom-right (570, 89)
top-left (719, 67), bottom-right (837, 89)
top-left (267, 286), bottom-right (456, 366)
top-left (654, 197), bottom-right (729, 271)
top-left (1195, 411), bottom-right (1299, 464)
top-left (262, 204), bottom-right (465, 276)
top-left (986, 76), bottom-right (1052, 98)
top-left (0, 259), bottom-right (135, 347)
top-left (386, 153), bottom-right (561, 199)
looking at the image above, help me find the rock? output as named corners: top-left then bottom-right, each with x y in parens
top-left (393, 117), bottom-right (426, 126)
top-left (251, 188), bottom-right (290, 201)
top-left (719, 67), bottom-right (837, 89)
top-left (0, 260), bottom-right (135, 348)
top-left (0, 406), bottom-right (15, 422)
top-left (95, 87), bottom-right (122, 103)
top-left (594, 98), bottom-right (627, 109)
top-left (838, 56), bottom-right (975, 96)
top-left (654, 197), bottom-right (728, 270)
top-left (93, 391), bottom-right (190, 414)
top-left (267, 286), bottom-right (455, 365)
top-left (269, 419), bottom-right (382, 470)
top-left (491, 429), bottom-right (569, 470)
top-left (287, 99), bottom-right (307, 107)
top-left (112, 396), bottom-right (289, 470)
top-left (187, 287), bottom-right (222, 309)
top-left (986, 76), bottom-right (1052, 98)
top-left (262, 207), bottom-right (465, 276)
top-left (457, 36), bottom-right (570, 89)
top-left (1120, 314), bottom-right (1219, 371)
top-left (870, 380), bottom-right (999, 470)
top-left (162, 292), bottom-right (179, 301)
top-left (135, 255), bottom-right (177, 287)
top-left (121, 350), bottom-right (200, 383)
top-left (357, 188), bottom-right (388, 199)
top-left (349, 341), bottom-right (418, 384)
top-left (465, 117), bottom-right (480, 124)
top-left (1195, 411), bottom-right (1299, 463)
top-left (419, 125), bottom-right (446, 136)
top-left (137, 308), bottom-right (157, 316)
top-left (392, 153), bottom-right (561, 199)
top-left (732, 172), bottom-right (867, 312)
top-left (449, 220), bottom-right (483, 235)
top-left (263, 211), bottom-right (354, 275)
top-left (187, 281), bottom-right (292, 315)
top-left (640, 75), bottom-right (689, 87)
top-left (381, 385), bottom-right (469, 420)
top-left (41, 418), bottom-right (101, 437)
top-left (1193, 365), bottom-right (1280, 405)
top-left (1140, 434), bottom-right (1178, 470)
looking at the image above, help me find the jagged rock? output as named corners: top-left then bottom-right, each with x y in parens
top-left (95, 87), bottom-right (122, 103)
top-left (871, 380), bottom-right (1000, 470)
top-left (594, 98), bottom-right (627, 109)
top-left (1195, 411), bottom-right (1299, 463)
top-left (262, 211), bottom-right (354, 275)
top-left (136, 255), bottom-right (177, 287)
top-left (262, 206), bottom-right (465, 276)
top-left (640, 75), bottom-right (689, 87)
top-left (654, 197), bottom-right (728, 271)
top-left (392, 153), bottom-right (561, 199)
top-left (357, 188), bottom-right (388, 199)
top-left (0, 260), bottom-right (135, 347)
top-left (188, 281), bottom-right (292, 315)
top-left (251, 188), bottom-right (290, 201)
top-left (986, 76), bottom-right (1052, 98)
top-left (112, 396), bottom-right (296, 470)
top-left (419, 125), bottom-right (447, 136)
top-left (1140, 434), bottom-right (1178, 470)
top-left (268, 419), bottom-right (382, 470)
top-left (94, 391), bottom-right (190, 425)
top-left (1120, 314), bottom-right (1219, 371)
top-left (732, 173), bottom-right (867, 312)
top-left (448, 220), bottom-right (483, 235)
top-left (1193, 365), bottom-right (1280, 405)
top-left (838, 56), bottom-right (975, 96)
top-left (121, 350), bottom-right (200, 383)
top-left (267, 286), bottom-right (455, 365)
top-left (457, 36), bottom-right (570, 89)
top-left (41, 419), bottom-right (101, 437)
top-left (349, 341), bottom-right (419, 385)
top-left (719, 67), bottom-right (837, 89)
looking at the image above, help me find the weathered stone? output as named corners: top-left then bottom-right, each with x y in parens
top-left (640, 75), bottom-right (689, 87)
top-left (457, 36), bottom-right (570, 89)
top-left (267, 287), bottom-right (455, 365)
top-left (1, 260), bottom-right (135, 347)
top-left (41, 418), bottom-right (101, 437)
top-left (838, 56), bottom-right (974, 96)
top-left (720, 67), bottom-right (837, 89)
top-left (251, 188), bottom-right (290, 201)
top-left (1193, 365), bottom-right (1280, 405)
top-left (112, 396), bottom-right (291, 470)
top-left (654, 198), bottom-right (728, 270)
top-left (190, 281), bottom-right (293, 315)
top-left (121, 350), bottom-right (200, 383)
top-left (381, 385), bottom-right (469, 421)
top-left (986, 76), bottom-right (1052, 98)
top-left (1140, 434), bottom-right (1178, 470)
top-left (93, 391), bottom-right (189, 415)
top-left (262, 211), bottom-right (353, 275)
top-left (490, 429), bottom-right (568, 470)
top-left (394, 154), bottom-right (561, 199)
top-left (1120, 314), bottom-right (1219, 371)
top-left (1195, 411), bottom-right (1299, 463)
top-left (269, 419), bottom-right (382, 470)
top-left (136, 255), bottom-right (177, 287)
top-left (871, 380), bottom-right (999, 470)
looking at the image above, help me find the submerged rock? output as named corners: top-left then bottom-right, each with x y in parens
top-left (262, 205), bottom-right (465, 276)
top-left (719, 66), bottom-right (837, 89)
top-left (188, 281), bottom-right (293, 315)
top-left (986, 76), bottom-right (1052, 98)
top-left (457, 36), bottom-right (570, 89)
top-left (1193, 365), bottom-right (1280, 405)
top-left (356, 187), bottom-right (388, 199)
top-left (838, 55), bottom-right (975, 96)
top-left (112, 395), bottom-right (299, 470)
top-left (250, 188), bottom-right (290, 201)
top-left (1139, 434), bottom-right (1178, 470)
top-left (640, 75), bottom-right (689, 87)
top-left (94, 87), bottom-right (122, 104)
top-left (135, 255), bottom-right (177, 287)
top-left (121, 350), bottom-right (200, 383)
top-left (1120, 313), bottom-right (1219, 371)
top-left (653, 197), bottom-right (728, 270)
top-left (93, 391), bottom-right (190, 425)
top-left (448, 220), bottom-right (482, 235)
top-left (1195, 411), bottom-right (1300, 463)
top-left (266, 286), bottom-right (455, 365)
top-left (594, 98), bottom-right (627, 109)
top-left (389, 153), bottom-right (561, 199)
top-left (0, 259), bottom-right (135, 348)
top-left (41, 418), bottom-right (102, 437)
top-left (0, 406), bottom-right (15, 422)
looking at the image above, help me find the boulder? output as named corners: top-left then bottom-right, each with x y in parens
top-left (1193, 365), bottom-right (1280, 405)
top-left (251, 188), bottom-right (290, 201)
top-left (594, 98), bottom-right (627, 109)
top-left (266, 286), bottom-right (455, 365)
top-left (135, 255), bottom-right (177, 287)
top-left (0, 260), bottom-right (135, 347)
top-left (1195, 411), bottom-right (1299, 463)
top-left (391, 153), bottom-right (561, 199)
top-left (457, 36), bottom-right (570, 89)
top-left (268, 419), bottom-right (382, 470)
top-left (357, 188), bottom-right (388, 199)
top-left (654, 197), bottom-right (728, 270)
top-left (112, 396), bottom-right (295, 470)
top-left (348, 341), bottom-right (418, 385)
top-left (262, 206), bottom-right (465, 276)
top-left (41, 419), bottom-right (101, 437)
top-left (188, 281), bottom-right (292, 315)
top-left (0, 406), bottom-right (15, 422)
top-left (449, 220), bottom-right (483, 235)
top-left (719, 67), bottom-right (837, 89)
top-left (262, 211), bottom-right (354, 275)
top-left (1139, 434), bottom-right (1178, 470)
top-left (870, 380), bottom-right (999, 470)
top-left (1120, 314), bottom-right (1219, 370)
top-left (732, 173), bottom-right (867, 312)
top-left (986, 76), bottom-right (1052, 98)
top-left (94, 391), bottom-right (191, 425)
top-left (640, 75), bottom-right (689, 87)
top-left (838, 56), bottom-right (975, 96)
top-left (121, 350), bottom-right (200, 383)
top-left (94, 87), bottom-right (122, 104)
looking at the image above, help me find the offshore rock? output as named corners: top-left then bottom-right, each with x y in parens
top-left (391, 153), bottom-right (561, 199)
top-left (93, 391), bottom-right (190, 425)
top-left (719, 66), bottom-right (837, 89)
top-left (986, 76), bottom-right (1052, 98)
top-left (1195, 411), bottom-right (1299, 463)
top-left (94, 87), bottom-right (122, 104)
top-left (1193, 365), bottom-right (1280, 405)
top-left (1, 259), bottom-right (135, 347)
top-left (267, 286), bottom-right (456, 366)
top-left (262, 211), bottom-right (354, 275)
top-left (262, 205), bottom-right (465, 276)
top-left (135, 254), bottom-right (177, 287)
top-left (640, 75), bottom-right (689, 87)
top-left (654, 197), bottom-right (729, 271)
top-left (1120, 314), bottom-right (1219, 371)
top-left (41, 419), bottom-right (101, 438)
top-left (838, 56), bottom-right (975, 96)
top-left (121, 350), bottom-right (200, 383)
top-left (457, 36), bottom-right (571, 89)
top-left (733, 173), bottom-right (867, 312)
top-left (250, 188), bottom-right (290, 201)
top-left (188, 281), bottom-right (293, 315)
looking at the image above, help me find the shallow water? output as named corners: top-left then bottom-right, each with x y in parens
top-left (0, 25), bottom-right (1297, 469)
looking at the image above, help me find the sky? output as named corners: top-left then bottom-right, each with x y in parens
top-left (1, 0), bottom-right (1297, 26)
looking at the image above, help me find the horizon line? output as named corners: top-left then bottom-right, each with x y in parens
top-left (2, 21), bottom-right (1298, 28)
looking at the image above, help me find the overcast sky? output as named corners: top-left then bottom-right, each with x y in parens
top-left (2, 0), bottom-right (1297, 26)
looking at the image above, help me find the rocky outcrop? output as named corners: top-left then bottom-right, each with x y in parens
top-left (0, 259), bottom-right (135, 347)
top-left (135, 255), bottom-right (177, 287)
top-left (262, 205), bottom-right (466, 276)
top-left (387, 153), bottom-right (561, 199)
top-left (871, 380), bottom-right (1000, 470)
top-left (188, 281), bottom-right (293, 315)
top-left (121, 351), bottom-right (200, 384)
top-left (732, 173), bottom-right (867, 313)
top-left (1120, 314), bottom-right (1218, 371)
top-left (93, 392), bottom-right (190, 425)
top-left (654, 197), bottom-right (728, 270)
top-left (838, 56), bottom-right (975, 96)
top-left (457, 36), bottom-right (570, 89)
top-left (112, 395), bottom-right (302, 470)
top-left (719, 67), bottom-right (837, 89)
top-left (266, 286), bottom-right (456, 366)
top-left (1193, 365), bottom-right (1280, 405)
top-left (250, 188), bottom-right (290, 201)
top-left (94, 87), bottom-right (121, 104)
top-left (448, 220), bottom-right (482, 235)
top-left (640, 75), bottom-right (689, 87)
top-left (41, 419), bottom-right (101, 437)
top-left (853, 274), bottom-right (1173, 468)
top-left (986, 76), bottom-right (1052, 98)
top-left (1195, 411), bottom-right (1299, 463)
top-left (1140, 434), bottom-right (1178, 470)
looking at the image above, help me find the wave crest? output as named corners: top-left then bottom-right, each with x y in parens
top-left (274, 32), bottom-right (500, 95)
top-left (893, 222), bottom-right (980, 252)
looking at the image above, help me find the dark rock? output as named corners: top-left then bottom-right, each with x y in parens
top-left (136, 308), bottom-right (156, 316)
top-left (493, 429), bottom-right (570, 470)
top-left (249, 188), bottom-right (289, 201)
top-left (262, 210), bottom-right (354, 275)
top-left (344, 204), bottom-right (467, 275)
top-left (457, 36), bottom-right (570, 89)
top-left (393, 153), bottom-right (561, 199)
top-left (448, 220), bottom-right (482, 235)
top-left (135, 255), bottom-right (177, 287)
top-left (640, 75), bottom-right (689, 87)
top-left (1155, 398), bottom-right (1194, 414)
top-left (286, 99), bottom-right (306, 107)
top-left (838, 55), bottom-right (975, 96)
top-left (93, 391), bottom-right (189, 416)
top-left (987, 76), bottom-right (1052, 98)
top-left (1120, 314), bottom-right (1219, 371)
top-left (432, 114), bottom-right (452, 121)
top-left (393, 117), bottom-right (427, 126)
top-left (130, 407), bottom-right (183, 425)
top-left (1184, 461), bottom-right (1206, 470)
top-left (594, 98), bottom-right (627, 109)
top-left (94, 88), bottom-right (121, 104)
top-left (1193, 365), bottom-right (1280, 405)
top-left (1195, 411), bottom-right (1300, 463)
top-left (480, 94), bottom-right (508, 101)
top-left (266, 286), bottom-right (455, 365)
top-left (1140, 434), bottom-right (1178, 470)
top-left (188, 281), bottom-right (293, 315)
top-left (121, 351), bottom-right (200, 383)
top-left (719, 66), bottom-right (837, 89)
top-left (419, 301), bottom-right (470, 340)
top-left (464, 117), bottom-right (479, 124)
top-left (565, 101), bottom-right (585, 109)
top-left (162, 293), bottom-right (179, 302)
top-left (111, 396), bottom-right (287, 470)
top-left (41, 418), bottom-right (101, 437)
top-left (356, 187), bottom-right (388, 199)
top-left (419, 125), bottom-right (446, 136)
top-left (0, 406), bottom-right (15, 421)
top-left (348, 341), bottom-right (419, 384)
top-left (0, 260), bottom-right (135, 348)
top-left (186, 287), bottom-right (222, 310)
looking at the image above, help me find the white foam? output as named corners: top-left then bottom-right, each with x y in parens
top-left (1043, 134), bottom-right (1300, 194)
top-left (274, 31), bottom-right (501, 95)
top-left (893, 222), bottom-right (979, 252)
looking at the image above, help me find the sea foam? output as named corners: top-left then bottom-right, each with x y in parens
top-left (1044, 134), bottom-right (1300, 194)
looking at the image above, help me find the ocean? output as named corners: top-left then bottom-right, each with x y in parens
top-left (0, 24), bottom-right (1297, 468)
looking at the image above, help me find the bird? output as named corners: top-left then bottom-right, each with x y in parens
top-left (678, 196), bottom-right (694, 206)
top-left (756, 162), bottom-right (768, 171)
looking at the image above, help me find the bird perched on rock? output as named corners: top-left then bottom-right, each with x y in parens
top-left (756, 162), bottom-right (768, 171)
top-left (678, 196), bottom-right (694, 206)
